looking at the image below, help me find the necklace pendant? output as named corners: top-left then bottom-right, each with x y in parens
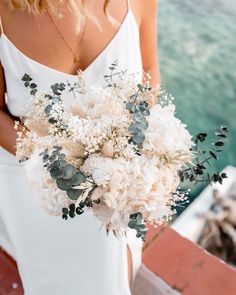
top-left (74, 55), bottom-right (80, 64)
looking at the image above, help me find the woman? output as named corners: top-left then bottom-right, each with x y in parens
top-left (0, 0), bottom-right (160, 294)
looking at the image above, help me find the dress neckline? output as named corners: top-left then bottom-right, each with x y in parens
top-left (0, 10), bottom-right (134, 78)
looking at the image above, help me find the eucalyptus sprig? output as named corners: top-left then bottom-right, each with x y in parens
top-left (104, 59), bottom-right (127, 87)
top-left (22, 74), bottom-right (69, 134)
top-left (179, 126), bottom-right (229, 185)
top-left (43, 83), bottom-right (70, 134)
top-left (126, 98), bottom-right (150, 148)
top-left (104, 63), bottom-right (152, 150)
top-left (40, 146), bottom-right (98, 219)
top-left (128, 213), bottom-right (147, 241)
top-left (22, 74), bottom-right (38, 96)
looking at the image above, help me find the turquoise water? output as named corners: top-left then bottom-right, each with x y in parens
top-left (158, 0), bottom-right (236, 202)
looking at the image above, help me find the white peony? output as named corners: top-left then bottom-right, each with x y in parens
top-left (80, 153), bottom-right (126, 188)
top-left (143, 104), bottom-right (193, 166)
top-left (90, 155), bottom-right (179, 229)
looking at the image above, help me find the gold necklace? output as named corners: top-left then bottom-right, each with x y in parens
top-left (46, 7), bottom-right (87, 64)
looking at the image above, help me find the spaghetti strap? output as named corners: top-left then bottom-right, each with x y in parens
top-left (0, 16), bottom-right (4, 36)
top-left (127, 0), bottom-right (131, 10)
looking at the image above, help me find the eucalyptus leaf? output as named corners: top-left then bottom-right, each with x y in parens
top-left (30, 83), bottom-right (37, 89)
top-left (137, 224), bottom-right (146, 232)
top-left (22, 74), bottom-right (32, 82)
top-left (126, 102), bottom-right (136, 113)
top-left (137, 84), bottom-right (144, 93)
top-left (67, 189), bottom-right (83, 201)
top-left (44, 105), bottom-right (52, 116)
top-left (54, 146), bottom-right (63, 152)
top-left (42, 154), bottom-right (49, 162)
top-left (141, 109), bottom-right (150, 116)
top-left (62, 165), bottom-right (77, 180)
top-left (71, 172), bottom-right (86, 185)
top-left (52, 159), bottom-right (68, 169)
top-left (48, 117), bottom-right (57, 124)
top-left (128, 220), bottom-right (136, 229)
top-left (56, 178), bottom-right (74, 191)
top-left (56, 172), bottom-right (86, 190)
top-left (128, 124), bottom-right (141, 134)
top-left (139, 101), bottom-right (149, 109)
top-left (58, 153), bottom-right (66, 160)
top-left (133, 113), bottom-right (143, 122)
top-left (50, 166), bottom-right (64, 179)
top-left (30, 89), bottom-right (37, 96)
top-left (132, 133), bottom-right (145, 145)
top-left (49, 155), bottom-right (57, 162)
top-left (51, 83), bottom-right (66, 96)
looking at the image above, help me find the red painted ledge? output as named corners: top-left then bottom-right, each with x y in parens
top-left (142, 225), bottom-right (236, 295)
top-left (0, 249), bottom-right (23, 295)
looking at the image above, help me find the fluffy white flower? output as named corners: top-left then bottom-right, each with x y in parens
top-left (23, 149), bottom-right (70, 215)
top-left (83, 154), bottom-right (180, 229)
top-left (69, 87), bottom-right (129, 120)
top-left (143, 104), bottom-right (193, 166)
top-left (80, 154), bottom-right (125, 188)
top-left (100, 156), bottom-right (180, 227)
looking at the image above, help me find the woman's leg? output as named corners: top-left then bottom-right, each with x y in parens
top-left (127, 244), bottom-right (133, 291)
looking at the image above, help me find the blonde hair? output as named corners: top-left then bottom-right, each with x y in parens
top-left (9, 0), bottom-right (111, 14)
top-left (8, 0), bottom-right (112, 29)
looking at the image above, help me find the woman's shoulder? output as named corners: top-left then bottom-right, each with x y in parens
top-left (132, 0), bottom-right (158, 26)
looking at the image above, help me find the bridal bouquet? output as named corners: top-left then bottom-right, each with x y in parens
top-left (15, 64), bottom-right (228, 240)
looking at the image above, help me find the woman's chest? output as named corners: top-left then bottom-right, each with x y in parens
top-left (1, 0), bottom-right (142, 76)
top-left (0, 18), bottom-right (142, 118)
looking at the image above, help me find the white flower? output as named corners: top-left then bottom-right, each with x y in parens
top-left (80, 154), bottom-right (125, 188)
top-left (23, 149), bottom-right (69, 215)
top-left (143, 104), bottom-right (193, 166)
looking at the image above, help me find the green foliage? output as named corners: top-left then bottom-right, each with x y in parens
top-left (40, 147), bottom-right (100, 221)
top-left (22, 73), bottom-right (38, 95)
top-left (179, 126), bottom-right (229, 185)
top-left (128, 213), bottom-right (147, 241)
top-left (127, 101), bottom-right (149, 148)
top-left (67, 189), bottom-right (83, 201)
top-left (40, 146), bottom-right (86, 200)
top-left (51, 83), bottom-right (66, 96)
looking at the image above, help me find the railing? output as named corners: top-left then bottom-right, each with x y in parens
top-left (134, 224), bottom-right (236, 295)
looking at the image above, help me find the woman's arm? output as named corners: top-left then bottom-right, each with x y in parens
top-left (0, 63), bottom-right (18, 155)
top-left (140, 0), bottom-right (160, 88)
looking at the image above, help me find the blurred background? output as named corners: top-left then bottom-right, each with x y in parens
top-left (158, 0), bottom-right (236, 208)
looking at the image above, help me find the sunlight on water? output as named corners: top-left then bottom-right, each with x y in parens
top-left (158, 0), bottom-right (236, 202)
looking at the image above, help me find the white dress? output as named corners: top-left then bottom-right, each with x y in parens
top-left (0, 2), bottom-right (144, 295)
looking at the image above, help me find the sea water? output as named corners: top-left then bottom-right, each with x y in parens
top-left (158, 0), bottom-right (236, 206)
